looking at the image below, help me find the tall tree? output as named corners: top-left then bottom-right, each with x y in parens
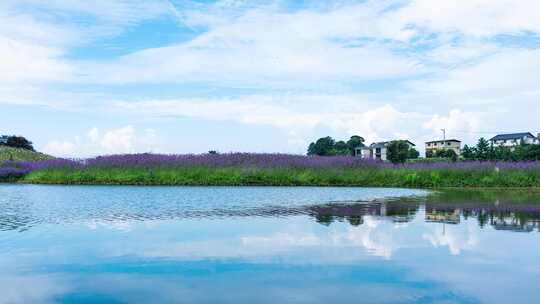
top-left (307, 136), bottom-right (336, 156)
top-left (461, 144), bottom-right (474, 160)
top-left (346, 135), bottom-right (365, 155)
top-left (334, 140), bottom-right (350, 155)
top-left (475, 138), bottom-right (490, 160)
top-left (408, 148), bottom-right (420, 160)
top-left (387, 140), bottom-right (412, 164)
top-left (4, 136), bottom-right (34, 151)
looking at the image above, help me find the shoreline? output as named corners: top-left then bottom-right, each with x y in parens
top-left (5, 181), bottom-right (540, 190)
top-left (4, 181), bottom-right (540, 190)
top-left (8, 166), bottom-right (540, 188)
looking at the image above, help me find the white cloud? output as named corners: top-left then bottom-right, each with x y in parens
top-left (43, 126), bottom-right (160, 157)
top-left (87, 128), bottom-right (99, 143)
top-left (422, 223), bottom-right (478, 255)
top-left (414, 49), bottom-right (540, 96)
top-left (0, 275), bottom-right (69, 304)
top-left (0, 37), bottom-right (72, 84)
top-left (43, 140), bottom-right (76, 157)
top-left (111, 96), bottom-right (419, 143)
top-left (423, 110), bottom-right (481, 138)
top-left (397, 0), bottom-right (540, 37)
top-left (3, 0), bottom-right (540, 154)
top-left (101, 126), bottom-right (135, 154)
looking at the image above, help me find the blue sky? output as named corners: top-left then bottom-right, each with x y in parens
top-left (1, 0), bottom-right (540, 156)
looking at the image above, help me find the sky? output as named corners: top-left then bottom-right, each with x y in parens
top-left (1, 0), bottom-right (540, 157)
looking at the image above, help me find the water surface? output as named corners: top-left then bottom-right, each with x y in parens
top-left (1, 185), bottom-right (539, 304)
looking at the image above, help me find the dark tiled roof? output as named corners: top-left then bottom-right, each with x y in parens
top-left (425, 139), bottom-right (461, 144)
top-left (370, 140), bottom-right (415, 148)
top-left (370, 142), bottom-right (389, 148)
top-left (489, 133), bottom-right (536, 141)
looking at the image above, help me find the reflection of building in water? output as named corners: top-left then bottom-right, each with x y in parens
top-left (392, 215), bottom-right (415, 223)
top-left (310, 201), bottom-right (418, 226)
top-left (425, 209), bottom-right (460, 225)
top-left (492, 217), bottom-right (537, 233)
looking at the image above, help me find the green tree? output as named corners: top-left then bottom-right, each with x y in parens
top-left (307, 136), bottom-right (336, 156)
top-left (387, 140), bottom-right (412, 164)
top-left (333, 140), bottom-right (350, 155)
top-left (519, 144), bottom-right (540, 160)
top-left (436, 149), bottom-right (458, 162)
top-left (4, 136), bottom-right (34, 151)
top-left (346, 216), bottom-right (364, 226)
top-left (461, 144), bottom-right (475, 160)
top-left (408, 148), bottom-right (420, 159)
top-left (475, 137), bottom-right (490, 160)
top-left (346, 135), bottom-right (365, 155)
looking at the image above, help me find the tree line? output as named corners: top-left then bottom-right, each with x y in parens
top-left (461, 138), bottom-right (540, 161)
top-left (307, 136), bottom-right (419, 164)
top-left (0, 135), bottom-right (35, 151)
top-left (307, 135), bottom-right (365, 156)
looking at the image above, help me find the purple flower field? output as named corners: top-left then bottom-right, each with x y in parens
top-left (2, 152), bottom-right (540, 180)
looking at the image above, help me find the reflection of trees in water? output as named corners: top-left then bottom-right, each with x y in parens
top-left (2, 190), bottom-right (540, 233)
top-left (309, 200), bottom-right (540, 232)
top-left (310, 202), bottom-right (418, 226)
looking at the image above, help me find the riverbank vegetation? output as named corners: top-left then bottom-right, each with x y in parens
top-left (2, 153), bottom-right (540, 188)
top-left (461, 138), bottom-right (540, 161)
top-left (0, 146), bottom-right (52, 162)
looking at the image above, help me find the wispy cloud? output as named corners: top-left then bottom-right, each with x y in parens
top-left (3, 0), bottom-right (540, 153)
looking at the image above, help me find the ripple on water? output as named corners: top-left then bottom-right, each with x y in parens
top-left (0, 185), bottom-right (429, 232)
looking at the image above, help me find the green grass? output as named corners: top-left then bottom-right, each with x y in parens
top-left (21, 166), bottom-right (540, 188)
top-left (0, 146), bottom-right (53, 162)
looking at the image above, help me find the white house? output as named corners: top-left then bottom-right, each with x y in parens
top-left (353, 146), bottom-right (371, 159)
top-left (425, 139), bottom-right (462, 156)
top-left (354, 140), bottom-right (415, 161)
top-left (489, 132), bottom-right (540, 147)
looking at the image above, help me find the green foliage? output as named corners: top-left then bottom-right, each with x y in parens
top-left (461, 144), bottom-right (474, 159)
top-left (475, 137), bottom-right (491, 160)
top-left (0, 146), bottom-right (52, 162)
top-left (346, 135), bottom-right (365, 154)
top-left (461, 138), bottom-right (540, 161)
top-left (435, 149), bottom-right (458, 162)
top-left (21, 166), bottom-right (540, 188)
top-left (307, 136), bottom-right (336, 156)
top-left (387, 140), bottom-right (415, 164)
top-left (0, 135), bottom-right (34, 151)
top-left (333, 140), bottom-right (350, 155)
top-left (307, 135), bottom-right (364, 156)
top-left (408, 148), bottom-right (420, 159)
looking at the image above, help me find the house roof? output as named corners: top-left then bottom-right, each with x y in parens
top-left (489, 132), bottom-right (537, 141)
top-left (370, 142), bottom-right (388, 148)
top-left (370, 140), bottom-right (415, 148)
top-left (425, 139), bottom-right (461, 144)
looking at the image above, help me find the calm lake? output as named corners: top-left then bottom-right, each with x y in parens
top-left (1, 185), bottom-right (539, 304)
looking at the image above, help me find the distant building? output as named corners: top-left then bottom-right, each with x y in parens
top-left (489, 132), bottom-right (540, 147)
top-left (492, 217), bottom-right (536, 233)
top-left (425, 139), bottom-right (461, 157)
top-left (425, 209), bottom-right (460, 224)
top-left (355, 140), bottom-right (415, 161)
top-left (353, 146), bottom-right (371, 159)
top-left (0, 135), bottom-right (8, 145)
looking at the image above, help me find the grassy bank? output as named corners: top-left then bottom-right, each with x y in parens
top-left (0, 146), bottom-right (52, 162)
top-left (21, 166), bottom-right (540, 188)
top-left (3, 153), bottom-right (540, 188)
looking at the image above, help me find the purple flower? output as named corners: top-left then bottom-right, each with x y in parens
top-left (3, 153), bottom-right (540, 176)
